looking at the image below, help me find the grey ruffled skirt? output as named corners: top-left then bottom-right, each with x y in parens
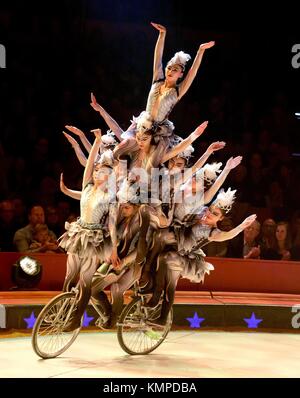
top-left (58, 219), bottom-right (109, 260)
top-left (166, 249), bottom-right (214, 284)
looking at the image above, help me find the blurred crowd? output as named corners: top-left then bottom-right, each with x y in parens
top-left (0, 11), bottom-right (299, 260)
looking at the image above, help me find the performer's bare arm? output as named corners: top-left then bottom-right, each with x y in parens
top-left (60, 173), bottom-right (82, 200)
top-left (209, 214), bottom-right (257, 242)
top-left (179, 141), bottom-right (226, 187)
top-left (65, 125), bottom-right (92, 153)
top-left (151, 22), bottom-right (166, 82)
top-left (162, 121), bottom-right (208, 163)
top-left (178, 41), bottom-right (215, 100)
top-left (204, 156), bottom-right (242, 203)
top-left (63, 131), bottom-right (87, 167)
top-left (90, 93), bottom-right (123, 141)
top-left (82, 129), bottom-right (102, 189)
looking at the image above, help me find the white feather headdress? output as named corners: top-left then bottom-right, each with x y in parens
top-left (167, 51), bottom-right (191, 71)
top-left (201, 162), bottom-right (223, 185)
top-left (132, 111), bottom-right (153, 133)
top-left (97, 148), bottom-right (114, 168)
top-left (101, 130), bottom-right (118, 147)
top-left (212, 188), bottom-right (236, 213)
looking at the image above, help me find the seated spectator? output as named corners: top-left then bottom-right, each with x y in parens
top-left (274, 221), bottom-right (292, 260)
top-left (13, 205), bottom-right (57, 252)
top-left (259, 218), bottom-right (279, 260)
top-left (29, 223), bottom-right (63, 253)
top-left (226, 219), bottom-right (261, 259)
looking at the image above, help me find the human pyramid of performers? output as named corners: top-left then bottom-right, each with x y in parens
top-left (59, 22), bottom-right (256, 331)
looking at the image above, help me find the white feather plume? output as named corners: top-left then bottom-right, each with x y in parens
top-left (101, 130), bottom-right (118, 147)
top-left (213, 187), bottom-right (236, 213)
top-left (168, 51), bottom-right (191, 69)
top-left (97, 149), bottom-right (114, 168)
top-left (132, 111), bottom-right (153, 133)
top-left (202, 162), bottom-right (223, 184)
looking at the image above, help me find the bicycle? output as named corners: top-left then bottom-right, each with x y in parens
top-left (32, 271), bottom-right (173, 358)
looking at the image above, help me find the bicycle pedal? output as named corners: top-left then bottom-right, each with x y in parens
top-left (95, 315), bottom-right (109, 328)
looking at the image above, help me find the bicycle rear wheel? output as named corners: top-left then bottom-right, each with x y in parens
top-left (32, 291), bottom-right (81, 359)
top-left (117, 297), bottom-right (173, 355)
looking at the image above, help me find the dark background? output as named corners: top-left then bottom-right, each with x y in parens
top-left (0, 0), bottom-right (299, 224)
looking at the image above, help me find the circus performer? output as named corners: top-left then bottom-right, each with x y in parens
top-left (89, 179), bottom-right (152, 328)
top-left (139, 156), bottom-right (242, 288)
top-left (145, 189), bottom-right (257, 325)
top-left (58, 130), bottom-right (119, 331)
top-left (143, 22), bottom-right (214, 135)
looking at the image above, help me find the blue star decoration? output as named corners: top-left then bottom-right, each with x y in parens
top-left (186, 312), bottom-right (205, 328)
top-left (82, 311), bottom-right (94, 327)
top-left (24, 311), bottom-right (37, 329)
top-left (244, 312), bottom-right (263, 328)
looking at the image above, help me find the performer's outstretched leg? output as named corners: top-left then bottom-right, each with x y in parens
top-left (145, 253), bottom-right (168, 307)
top-left (155, 269), bottom-right (180, 325)
top-left (63, 253), bottom-right (81, 292)
top-left (64, 256), bottom-right (99, 331)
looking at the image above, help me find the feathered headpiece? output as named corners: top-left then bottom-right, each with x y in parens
top-left (101, 130), bottom-right (118, 147)
top-left (96, 148), bottom-right (114, 168)
top-left (133, 111), bottom-right (153, 134)
top-left (212, 188), bottom-right (236, 213)
top-left (117, 178), bottom-right (139, 204)
top-left (167, 51), bottom-right (191, 71)
top-left (200, 162), bottom-right (223, 185)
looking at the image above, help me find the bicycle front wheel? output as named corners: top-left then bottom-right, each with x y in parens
top-left (32, 291), bottom-right (81, 359)
top-left (117, 297), bottom-right (173, 355)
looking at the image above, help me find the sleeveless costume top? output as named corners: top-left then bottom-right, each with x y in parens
top-left (146, 80), bottom-right (179, 122)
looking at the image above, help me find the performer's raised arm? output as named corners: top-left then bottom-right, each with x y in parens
top-left (63, 131), bottom-right (87, 167)
top-left (204, 156), bottom-right (242, 203)
top-left (65, 125), bottom-right (92, 153)
top-left (209, 214), bottom-right (257, 242)
top-left (162, 121), bottom-right (208, 163)
top-left (90, 93), bottom-right (123, 141)
top-left (82, 129), bottom-right (102, 189)
top-left (151, 22), bottom-right (166, 82)
top-left (60, 173), bottom-right (82, 200)
top-left (178, 41), bottom-right (215, 100)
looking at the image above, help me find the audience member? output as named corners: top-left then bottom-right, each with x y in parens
top-left (29, 223), bottom-right (62, 253)
top-left (13, 205), bottom-right (57, 252)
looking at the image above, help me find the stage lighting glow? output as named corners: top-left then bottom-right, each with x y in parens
top-left (19, 256), bottom-right (40, 275)
top-left (12, 256), bottom-right (42, 289)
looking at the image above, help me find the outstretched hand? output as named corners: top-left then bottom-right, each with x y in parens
top-left (92, 128), bottom-right (102, 140)
top-left (65, 125), bottom-right (84, 137)
top-left (62, 131), bottom-right (78, 147)
top-left (150, 22), bottom-right (166, 33)
top-left (241, 214), bottom-right (257, 230)
top-left (193, 121), bottom-right (208, 138)
top-left (207, 141), bottom-right (226, 154)
top-left (200, 41), bottom-right (215, 51)
top-left (90, 92), bottom-right (103, 113)
top-left (225, 156), bottom-right (243, 171)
